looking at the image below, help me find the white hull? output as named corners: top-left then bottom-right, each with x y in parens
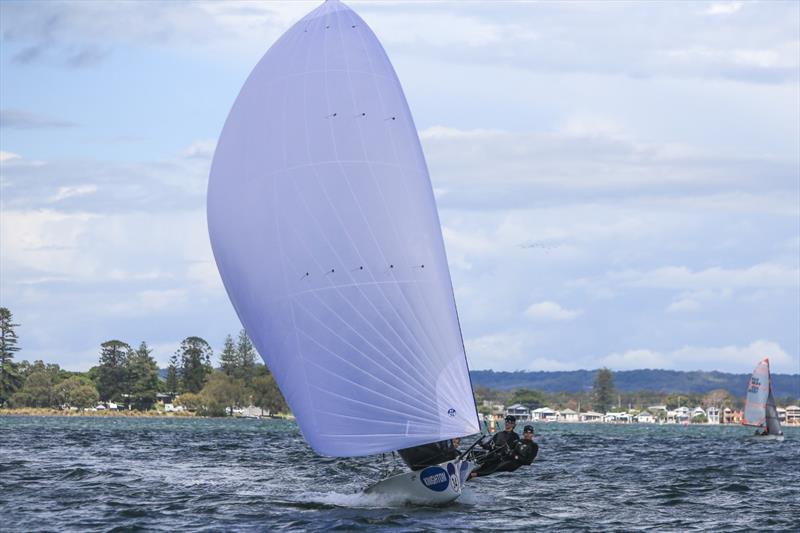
top-left (364, 459), bottom-right (474, 505)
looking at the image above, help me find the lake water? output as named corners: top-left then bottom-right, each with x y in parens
top-left (1, 416), bottom-right (798, 531)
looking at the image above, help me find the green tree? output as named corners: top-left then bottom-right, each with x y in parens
top-left (200, 372), bottom-right (246, 416)
top-left (9, 361), bottom-right (61, 407)
top-left (127, 341), bottom-right (160, 410)
top-left (175, 391), bottom-right (202, 411)
top-left (178, 336), bottom-right (213, 393)
top-left (592, 367), bottom-right (615, 413)
top-left (55, 376), bottom-right (99, 409)
top-left (0, 307), bottom-right (23, 405)
top-left (251, 372), bottom-right (288, 414)
top-left (510, 388), bottom-right (548, 409)
top-left (97, 340), bottom-right (132, 402)
top-left (236, 329), bottom-right (257, 385)
top-left (219, 334), bottom-right (239, 377)
top-left (166, 353), bottom-right (180, 394)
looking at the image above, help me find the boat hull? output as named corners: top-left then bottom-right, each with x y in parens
top-left (364, 459), bottom-right (474, 505)
top-left (747, 434), bottom-right (785, 442)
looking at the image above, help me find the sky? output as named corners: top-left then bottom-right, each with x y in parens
top-left (1, 0), bottom-right (798, 375)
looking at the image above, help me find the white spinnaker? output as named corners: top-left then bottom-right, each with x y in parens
top-left (207, 0), bottom-right (480, 457)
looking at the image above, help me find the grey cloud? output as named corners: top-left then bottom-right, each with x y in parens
top-left (361, 1), bottom-right (800, 85)
top-left (0, 155), bottom-right (209, 214)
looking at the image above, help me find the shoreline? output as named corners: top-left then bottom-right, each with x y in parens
top-left (0, 408), bottom-right (195, 418)
top-left (0, 408), bottom-right (294, 420)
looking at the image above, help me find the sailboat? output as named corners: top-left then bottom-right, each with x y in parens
top-left (742, 358), bottom-right (784, 441)
top-left (207, 0), bottom-right (481, 503)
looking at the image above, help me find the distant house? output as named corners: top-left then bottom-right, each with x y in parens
top-left (559, 408), bottom-right (579, 422)
top-left (707, 407), bottom-right (720, 424)
top-left (505, 404), bottom-right (531, 421)
top-left (157, 392), bottom-right (178, 405)
top-left (636, 411), bottom-right (655, 424)
top-left (581, 411), bottom-right (603, 423)
top-left (691, 406), bottom-right (706, 420)
top-left (776, 407), bottom-right (786, 423)
top-left (604, 412), bottom-right (632, 424)
top-left (675, 406), bottom-right (690, 424)
top-left (648, 405), bottom-right (667, 413)
top-left (785, 405), bottom-right (800, 425)
top-left (531, 407), bottom-right (557, 422)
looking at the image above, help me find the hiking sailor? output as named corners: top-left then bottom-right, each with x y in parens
top-left (469, 415), bottom-right (520, 478)
top-left (470, 422), bottom-right (537, 478)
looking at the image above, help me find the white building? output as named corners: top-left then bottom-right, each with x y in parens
top-left (559, 408), bottom-right (579, 422)
top-left (707, 406), bottom-right (720, 424)
top-left (581, 411), bottom-right (603, 423)
top-left (675, 406), bottom-right (690, 424)
top-left (691, 406), bottom-right (706, 420)
top-left (636, 411), bottom-right (655, 424)
top-left (505, 403), bottom-right (531, 421)
top-left (604, 412), bottom-right (633, 424)
top-left (786, 406), bottom-right (800, 424)
top-left (531, 407), bottom-right (557, 422)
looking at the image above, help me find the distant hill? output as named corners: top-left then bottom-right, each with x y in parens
top-left (470, 369), bottom-right (800, 398)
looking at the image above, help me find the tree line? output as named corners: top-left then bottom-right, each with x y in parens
top-left (0, 307), bottom-right (287, 416)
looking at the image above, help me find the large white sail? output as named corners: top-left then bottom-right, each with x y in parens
top-left (743, 358), bottom-right (771, 427)
top-left (207, 0), bottom-right (480, 457)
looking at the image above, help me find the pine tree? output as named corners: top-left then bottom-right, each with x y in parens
top-left (178, 336), bottom-right (213, 393)
top-left (592, 367), bottom-right (615, 413)
top-left (97, 340), bottom-right (132, 402)
top-left (0, 307), bottom-right (23, 405)
top-left (219, 334), bottom-right (239, 377)
top-left (127, 341), bottom-right (160, 410)
top-left (236, 329), bottom-right (256, 385)
top-left (166, 353), bottom-right (180, 394)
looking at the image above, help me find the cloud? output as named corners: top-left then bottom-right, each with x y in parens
top-left (109, 289), bottom-right (189, 316)
top-left (703, 2), bottom-right (744, 16)
top-left (0, 151), bottom-right (22, 163)
top-left (0, 141), bottom-right (212, 213)
top-left (47, 185), bottom-right (97, 203)
top-left (615, 263), bottom-right (800, 291)
top-left (0, 109), bottom-right (76, 129)
top-left (421, 125), bottom-right (797, 214)
top-left (181, 140), bottom-right (217, 160)
top-left (599, 340), bottom-right (796, 374)
top-left (465, 331), bottom-right (528, 369)
top-left (666, 289), bottom-right (734, 313)
top-left (525, 301), bottom-right (582, 321)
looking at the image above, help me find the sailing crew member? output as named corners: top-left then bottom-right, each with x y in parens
top-left (481, 415), bottom-right (520, 451)
top-left (470, 424), bottom-right (537, 478)
top-left (470, 415), bottom-right (520, 478)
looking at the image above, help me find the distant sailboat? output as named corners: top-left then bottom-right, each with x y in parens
top-left (207, 0), bottom-right (480, 503)
top-left (742, 358), bottom-right (784, 441)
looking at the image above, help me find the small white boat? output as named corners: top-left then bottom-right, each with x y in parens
top-left (364, 459), bottom-right (475, 505)
top-left (742, 358), bottom-right (784, 441)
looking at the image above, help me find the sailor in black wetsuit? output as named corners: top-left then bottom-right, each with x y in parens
top-left (470, 415), bottom-right (520, 478)
top-left (509, 425), bottom-right (538, 467)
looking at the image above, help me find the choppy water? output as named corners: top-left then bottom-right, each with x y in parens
top-left (1, 416), bottom-right (798, 532)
